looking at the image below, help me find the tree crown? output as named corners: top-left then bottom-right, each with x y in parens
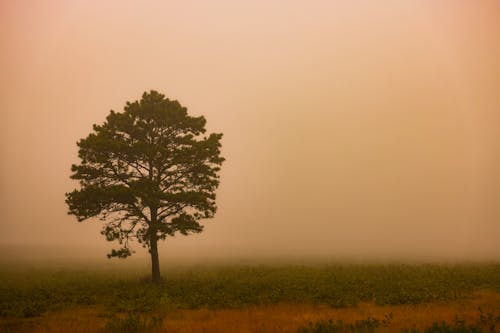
top-left (66, 91), bottom-right (224, 258)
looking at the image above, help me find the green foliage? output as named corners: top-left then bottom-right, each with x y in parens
top-left (20, 301), bottom-right (45, 318)
top-left (402, 312), bottom-right (500, 333)
top-left (298, 317), bottom-right (383, 333)
top-left (65, 91), bottom-right (224, 260)
top-left (301, 312), bottom-right (500, 333)
top-left (0, 263), bottom-right (498, 318)
top-left (105, 313), bottom-right (163, 332)
top-left (478, 307), bottom-right (500, 332)
top-left (420, 322), bottom-right (482, 333)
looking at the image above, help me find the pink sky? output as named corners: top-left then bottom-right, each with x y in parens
top-left (1, 0), bottom-right (499, 260)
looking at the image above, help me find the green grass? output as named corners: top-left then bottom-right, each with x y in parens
top-left (0, 263), bottom-right (499, 318)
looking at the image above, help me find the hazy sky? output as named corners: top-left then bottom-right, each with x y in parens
top-left (1, 0), bottom-right (499, 260)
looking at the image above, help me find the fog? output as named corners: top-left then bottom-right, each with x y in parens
top-left (1, 0), bottom-right (499, 263)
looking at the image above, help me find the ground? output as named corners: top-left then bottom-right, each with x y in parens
top-left (1, 263), bottom-right (499, 332)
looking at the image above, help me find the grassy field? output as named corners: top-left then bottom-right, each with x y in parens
top-left (0, 262), bottom-right (499, 332)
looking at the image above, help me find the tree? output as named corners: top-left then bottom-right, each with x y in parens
top-left (66, 91), bottom-right (224, 282)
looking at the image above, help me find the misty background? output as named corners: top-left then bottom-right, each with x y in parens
top-left (1, 0), bottom-right (499, 263)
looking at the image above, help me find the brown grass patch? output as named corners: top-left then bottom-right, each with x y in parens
top-left (1, 290), bottom-right (499, 333)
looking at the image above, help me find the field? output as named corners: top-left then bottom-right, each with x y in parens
top-left (1, 262), bottom-right (499, 332)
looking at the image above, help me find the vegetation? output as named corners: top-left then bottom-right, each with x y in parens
top-left (65, 91), bottom-right (224, 282)
top-left (298, 317), bottom-right (388, 333)
top-left (104, 313), bottom-right (164, 332)
top-left (1, 263), bottom-right (498, 319)
top-left (299, 312), bottom-right (500, 333)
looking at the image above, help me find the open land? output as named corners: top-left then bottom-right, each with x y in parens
top-left (1, 262), bottom-right (499, 333)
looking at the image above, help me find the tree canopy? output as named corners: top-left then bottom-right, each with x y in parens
top-left (66, 91), bottom-right (224, 281)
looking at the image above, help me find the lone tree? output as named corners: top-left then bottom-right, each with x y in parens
top-left (66, 91), bottom-right (224, 282)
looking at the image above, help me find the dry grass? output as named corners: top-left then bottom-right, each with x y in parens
top-left (2, 290), bottom-right (499, 333)
top-left (162, 291), bottom-right (499, 333)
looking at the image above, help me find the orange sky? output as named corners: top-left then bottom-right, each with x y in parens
top-left (1, 0), bottom-right (499, 260)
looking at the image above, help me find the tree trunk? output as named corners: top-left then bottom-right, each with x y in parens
top-left (149, 205), bottom-right (161, 283)
top-left (150, 236), bottom-right (161, 283)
